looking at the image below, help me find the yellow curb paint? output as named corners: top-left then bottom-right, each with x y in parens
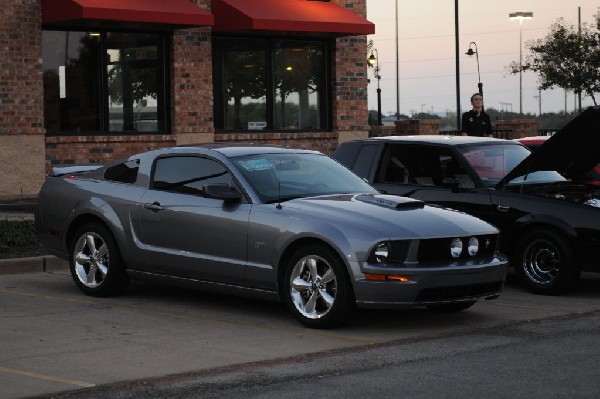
top-left (0, 366), bottom-right (95, 388)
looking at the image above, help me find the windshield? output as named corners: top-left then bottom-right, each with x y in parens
top-left (459, 144), bottom-right (566, 187)
top-left (232, 153), bottom-right (377, 203)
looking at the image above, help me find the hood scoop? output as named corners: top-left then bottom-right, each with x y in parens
top-left (355, 194), bottom-right (425, 210)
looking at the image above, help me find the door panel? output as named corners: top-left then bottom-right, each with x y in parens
top-left (138, 190), bottom-right (250, 284)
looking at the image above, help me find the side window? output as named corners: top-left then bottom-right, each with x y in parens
top-left (381, 145), bottom-right (443, 186)
top-left (104, 159), bottom-right (140, 184)
top-left (353, 144), bottom-right (379, 179)
top-left (152, 156), bottom-right (232, 195)
top-left (442, 153), bottom-right (476, 189)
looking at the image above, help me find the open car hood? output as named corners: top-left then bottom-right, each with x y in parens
top-left (498, 106), bottom-right (600, 188)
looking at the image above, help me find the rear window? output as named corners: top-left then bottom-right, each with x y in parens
top-left (104, 159), bottom-right (139, 184)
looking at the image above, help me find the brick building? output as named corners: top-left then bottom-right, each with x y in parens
top-left (0, 0), bottom-right (374, 199)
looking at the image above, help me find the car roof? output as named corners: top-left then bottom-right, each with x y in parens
top-left (359, 135), bottom-right (516, 146)
top-left (144, 143), bottom-right (322, 158)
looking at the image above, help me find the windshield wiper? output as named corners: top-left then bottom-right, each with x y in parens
top-left (265, 195), bottom-right (305, 204)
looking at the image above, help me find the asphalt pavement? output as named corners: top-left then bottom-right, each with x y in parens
top-left (2, 202), bottom-right (599, 398)
top-left (1, 265), bottom-right (599, 398)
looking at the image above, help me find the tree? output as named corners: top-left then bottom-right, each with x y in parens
top-left (509, 15), bottom-right (600, 106)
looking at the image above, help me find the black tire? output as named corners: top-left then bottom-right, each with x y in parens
top-left (512, 228), bottom-right (579, 295)
top-left (69, 222), bottom-right (130, 297)
top-left (426, 300), bottom-right (476, 312)
top-left (283, 244), bottom-right (355, 329)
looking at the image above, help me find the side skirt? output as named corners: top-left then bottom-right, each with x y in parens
top-left (127, 269), bottom-right (281, 303)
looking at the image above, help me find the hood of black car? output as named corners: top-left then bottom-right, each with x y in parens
top-left (498, 106), bottom-right (600, 188)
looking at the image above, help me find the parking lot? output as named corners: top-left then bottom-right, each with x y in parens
top-left (1, 262), bottom-right (600, 398)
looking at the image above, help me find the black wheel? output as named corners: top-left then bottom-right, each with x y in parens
top-left (512, 229), bottom-right (579, 295)
top-left (283, 244), bottom-right (355, 329)
top-left (426, 300), bottom-right (476, 312)
top-left (69, 222), bottom-right (130, 297)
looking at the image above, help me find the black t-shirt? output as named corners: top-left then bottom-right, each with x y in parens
top-left (461, 110), bottom-right (492, 136)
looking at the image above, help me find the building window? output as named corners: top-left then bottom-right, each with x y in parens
top-left (42, 31), bottom-right (169, 135)
top-left (213, 37), bottom-right (330, 132)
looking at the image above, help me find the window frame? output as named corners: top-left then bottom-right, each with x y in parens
top-left (212, 35), bottom-right (332, 133)
top-left (150, 155), bottom-right (240, 198)
top-left (42, 28), bottom-right (171, 137)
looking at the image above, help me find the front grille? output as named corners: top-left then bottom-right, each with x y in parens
top-left (415, 281), bottom-right (504, 302)
top-left (417, 234), bottom-right (497, 262)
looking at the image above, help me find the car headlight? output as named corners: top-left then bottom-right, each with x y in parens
top-left (468, 237), bottom-right (479, 256)
top-left (372, 241), bottom-right (390, 263)
top-left (450, 238), bottom-right (463, 258)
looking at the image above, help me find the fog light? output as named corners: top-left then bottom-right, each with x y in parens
top-left (468, 237), bottom-right (479, 256)
top-left (450, 238), bottom-right (463, 258)
top-left (373, 242), bottom-right (390, 263)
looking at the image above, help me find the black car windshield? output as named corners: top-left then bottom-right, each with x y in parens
top-left (459, 144), bottom-right (566, 187)
top-left (232, 153), bottom-right (377, 203)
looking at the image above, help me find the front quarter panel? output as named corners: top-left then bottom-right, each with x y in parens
top-left (244, 204), bottom-right (380, 291)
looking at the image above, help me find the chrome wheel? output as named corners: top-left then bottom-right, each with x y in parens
top-left (69, 222), bottom-right (129, 297)
top-left (73, 232), bottom-right (110, 288)
top-left (289, 255), bottom-right (337, 320)
top-left (521, 239), bottom-right (561, 286)
top-left (513, 229), bottom-right (579, 295)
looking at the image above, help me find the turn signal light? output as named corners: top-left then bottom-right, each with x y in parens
top-left (365, 273), bottom-right (410, 282)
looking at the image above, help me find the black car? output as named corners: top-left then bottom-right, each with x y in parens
top-left (333, 107), bottom-right (600, 295)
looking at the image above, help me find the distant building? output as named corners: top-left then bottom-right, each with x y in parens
top-left (0, 0), bottom-right (374, 199)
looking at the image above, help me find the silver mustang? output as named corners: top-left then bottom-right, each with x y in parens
top-left (36, 145), bottom-right (507, 328)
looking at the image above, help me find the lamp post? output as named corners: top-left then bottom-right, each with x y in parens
top-left (509, 11), bottom-right (533, 115)
top-left (465, 42), bottom-right (482, 97)
top-left (368, 48), bottom-right (382, 126)
top-left (395, 0), bottom-right (399, 119)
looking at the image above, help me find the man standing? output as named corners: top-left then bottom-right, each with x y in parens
top-left (461, 93), bottom-right (493, 137)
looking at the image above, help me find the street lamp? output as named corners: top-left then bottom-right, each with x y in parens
top-left (465, 42), bottom-right (482, 97)
top-left (509, 11), bottom-right (533, 115)
top-left (368, 48), bottom-right (382, 126)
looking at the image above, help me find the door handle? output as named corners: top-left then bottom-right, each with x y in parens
top-left (144, 202), bottom-right (164, 212)
top-left (496, 204), bottom-right (510, 212)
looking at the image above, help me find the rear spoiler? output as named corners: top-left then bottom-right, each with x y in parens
top-left (49, 164), bottom-right (103, 177)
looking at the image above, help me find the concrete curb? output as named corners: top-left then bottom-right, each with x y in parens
top-left (0, 255), bottom-right (68, 275)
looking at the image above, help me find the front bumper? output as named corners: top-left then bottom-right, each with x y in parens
top-left (353, 255), bottom-right (508, 309)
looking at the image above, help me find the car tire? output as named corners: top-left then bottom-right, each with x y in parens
top-left (426, 300), bottom-right (476, 312)
top-left (512, 228), bottom-right (579, 295)
top-left (69, 222), bottom-right (130, 297)
top-left (283, 244), bottom-right (355, 329)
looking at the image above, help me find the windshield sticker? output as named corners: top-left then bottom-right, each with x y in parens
top-left (238, 159), bottom-right (273, 171)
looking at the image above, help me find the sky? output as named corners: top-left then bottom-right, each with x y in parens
top-left (365, 0), bottom-right (599, 118)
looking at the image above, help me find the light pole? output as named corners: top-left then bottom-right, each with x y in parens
top-left (368, 49), bottom-right (382, 126)
top-left (395, 0), bottom-right (399, 119)
top-left (465, 42), bottom-right (482, 97)
top-left (509, 11), bottom-right (533, 115)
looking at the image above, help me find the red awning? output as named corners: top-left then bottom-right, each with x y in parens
top-left (212, 0), bottom-right (375, 36)
top-left (42, 0), bottom-right (214, 28)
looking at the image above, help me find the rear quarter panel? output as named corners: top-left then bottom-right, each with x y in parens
top-left (37, 176), bottom-right (148, 267)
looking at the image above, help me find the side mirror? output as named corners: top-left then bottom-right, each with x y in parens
top-left (202, 184), bottom-right (242, 201)
top-left (442, 177), bottom-right (461, 192)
